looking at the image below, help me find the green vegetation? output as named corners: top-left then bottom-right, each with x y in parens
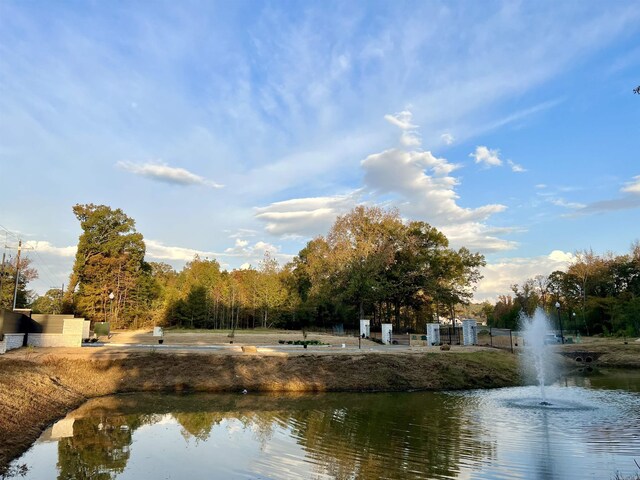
top-left (485, 244), bottom-right (640, 336)
top-left (0, 256), bottom-right (37, 310)
top-left (26, 204), bottom-right (485, 332)
top-left (21, 204), bottom-right (638, 337)
top-left (63, 204), bottom-right (154, 328)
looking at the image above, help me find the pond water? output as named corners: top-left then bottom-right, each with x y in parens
top-left (6, 369), bottom-right (640, 480)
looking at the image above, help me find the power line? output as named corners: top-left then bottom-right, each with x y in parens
top-left (0, 223), bottom-right (68, 294)
top-left (0, 223), bottom-right (21, 242)
top-left (28, 246), bottom-right (68, 289)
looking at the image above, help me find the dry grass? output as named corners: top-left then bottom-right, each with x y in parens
top-left (560, 342), bottom-right (640, 368)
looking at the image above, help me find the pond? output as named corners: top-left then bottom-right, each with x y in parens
top-left (6, 368), bottom-right (640, 479)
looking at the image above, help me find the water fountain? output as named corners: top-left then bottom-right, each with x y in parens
top-left (509, 307), bottom-right (595, 411)
top-left (521, 308), bottom-right (554, 405)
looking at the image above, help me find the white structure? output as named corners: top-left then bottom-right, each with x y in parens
top-left (381, 323), bottom-right (393, 345)
top-left (426, 323), bottom-right (441, 346)
top-left (27, 318), bottom-right (85, 348)
top-left (153, 326), bottom-right (164, 337)
top-left (82, 320), bottom-right (91, 340)
top-left (51, 418), bottom-right (75, 439)
top-left (359, 319), bottom-right (370, 338)
top-left (462, 319), bottom-right (478, 346)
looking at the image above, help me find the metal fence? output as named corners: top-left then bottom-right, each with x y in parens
top-left (476, 326), bottom-right (520, 353)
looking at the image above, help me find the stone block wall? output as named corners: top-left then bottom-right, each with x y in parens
top-left (0, 333), bottom-right (25, 354)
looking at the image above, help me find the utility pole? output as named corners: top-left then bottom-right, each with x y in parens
top-left (12, 240), bottom-right (22, 311)
top-left (0, 252), bottom-right (6, 307)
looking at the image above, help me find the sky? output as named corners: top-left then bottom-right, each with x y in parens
top-left (1, 0), bottom-right (639, 302)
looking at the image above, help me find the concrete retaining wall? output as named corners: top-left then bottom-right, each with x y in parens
top-left (26, 318), bottom-right (85, 348)
top-left (0, 333), bottom-right (25, 354)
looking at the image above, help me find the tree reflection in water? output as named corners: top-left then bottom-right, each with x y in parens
top-left (52, 392), bottom-right (495, 480)
top-left (56, 415), bottom-right (138, 480)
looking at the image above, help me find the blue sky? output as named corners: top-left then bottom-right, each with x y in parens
top-left (1, 0), bottom-right (639, 301)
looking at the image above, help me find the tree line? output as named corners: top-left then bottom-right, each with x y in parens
top-left (23, 204), bottom-right (485, 332)
top-left (485, 244), bottom-right (640, 336)
top-left (16, 204), bottom-right (639, 337)
top-left (0, 256), bottom-right (38, 311)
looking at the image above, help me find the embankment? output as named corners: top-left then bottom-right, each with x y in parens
top-left (0, 350), bottom-right (519, 470)
top-left (560, 343), bottom-right (640, 369)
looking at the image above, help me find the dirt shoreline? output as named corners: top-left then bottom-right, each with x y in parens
top-left (0, 349), bottom-right (519, 471)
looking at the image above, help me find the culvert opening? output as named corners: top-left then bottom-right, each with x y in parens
top-left (575, 357), bottom-right (583, 362)
top-left (585, 357), bottom-right (593, 363)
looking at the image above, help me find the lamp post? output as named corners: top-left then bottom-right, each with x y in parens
top-left (573, 312), bottom-right (577, 337)
top-left (555, 301), bottom-right (564, 344)
top-left (109, 291), bottom-right (115, 324)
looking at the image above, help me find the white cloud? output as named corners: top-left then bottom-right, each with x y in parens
top-left (228, 229), bottom-right (258, 238)
top-left (507, 159), bottom-right (527, 173)
top-left (384, 110), bottom-right (418, 130)
top-left (255, 112), bottom-right (512, 254)
top-left (25, 241), bottom-right (77, 257)
top-left (255, 193), bottom-right (359, 237)
top-left (117, 161), bottom-right (224, 188)
top-left (474, 250), bottom-right (575, 302)
top-left (400, 130), bottom-right (422, 147)
top-left (621, 175), bottom-right (640, 194)
top-left (146, 238), bottom-right (292, 267)
top-left (550, 197), bottom-right (586, 209)
top-left (440, 223), bottom-right (518, 254)
top-left (361, 148), bottom-right (505, 224)
top-left (441, 133), bottom-right (455, 145)
top-left (470, 146), bottom-right (502, 167)
top-left (225, 239), bottom-right (249, 251)
top-left (223, 238), bottom-right (292, 266)
top-left (145, 239), bottom-right (218, 262)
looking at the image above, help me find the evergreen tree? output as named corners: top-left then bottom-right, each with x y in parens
top-left (66, 204), bottom-right (153, 327)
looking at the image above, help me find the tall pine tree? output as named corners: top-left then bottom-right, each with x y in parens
top-left (65, 204), bottom-right (153, 327)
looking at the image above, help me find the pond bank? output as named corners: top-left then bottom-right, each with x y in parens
top-left (0, 349), bottom-right (519, 471)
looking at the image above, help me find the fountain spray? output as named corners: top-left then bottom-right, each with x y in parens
top-left (521, 308), bottom-right (555, 405)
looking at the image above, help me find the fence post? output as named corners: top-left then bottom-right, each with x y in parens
top-left (490, 326), bottom-right (493, 347)
top-left (509, 330), bottom-right (513, 354)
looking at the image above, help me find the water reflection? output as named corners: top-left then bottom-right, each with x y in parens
top-left (8, 371), bottom-right (640, 480)
top-left (56, 415), bottom-right (136, 480)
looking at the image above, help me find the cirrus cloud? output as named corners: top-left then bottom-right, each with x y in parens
top-left (621, 175), bottom-right (640, 194)
top-left (117, 161), bottom-right (224, 188)
top-left (255, 193), bottom-right (359, 237)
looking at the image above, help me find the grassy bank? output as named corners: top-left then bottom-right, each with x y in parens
top-left (0, 350), bottom-right (519, 471)
top-left (560, 342), bottom-right (640, 368)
